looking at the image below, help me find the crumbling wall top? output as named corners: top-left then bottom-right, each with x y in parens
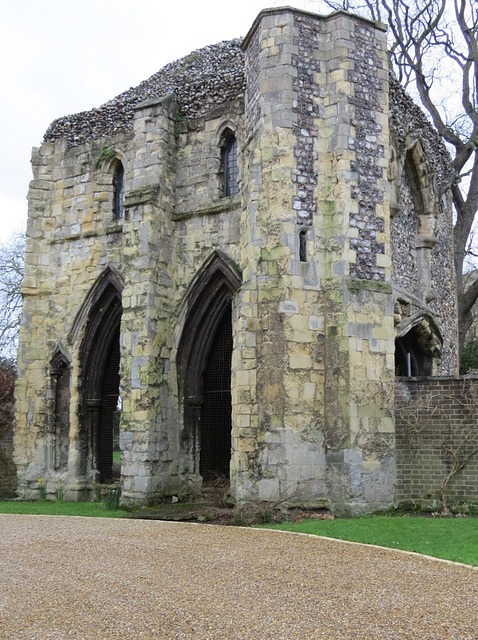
top-left (389, 77), bottom-right (452, 186)
top-left (43, 39), bottom-right (245, 148)
top-left (43, 27), bottom-right (451, 183)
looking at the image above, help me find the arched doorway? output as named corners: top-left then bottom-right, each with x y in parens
top-left (178, 252), bottom-right (241, 484)
top-left (79, 273), bottom-right (122, 483)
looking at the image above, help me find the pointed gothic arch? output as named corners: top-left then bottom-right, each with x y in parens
top-left (405, 142), bottom-right (438, 220)
top-left (78, 270), bottom-right (123, 483)
top-left (177, 252), bottom-right (241, 482)
top-left (70, 267), bottom-right (124, 344)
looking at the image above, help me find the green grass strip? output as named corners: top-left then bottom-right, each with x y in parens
top-left (261, 516), bottom-right (478, 566)
top-left (0, 501), bottom-right (127, 518)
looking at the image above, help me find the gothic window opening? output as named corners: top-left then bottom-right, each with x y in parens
top-left (405, 145), bottom-right (437, 302)
top-left (395, 327), bottom-right (433, 377)
top-left (113, 160), bottom-right (124, 219)
top-left (222, 132), bottom-right (238, 197)
top-left (50, 353), bottom-right (70, 470)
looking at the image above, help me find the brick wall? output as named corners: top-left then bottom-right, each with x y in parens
top-left (395, 377), bottom-right (478, 506)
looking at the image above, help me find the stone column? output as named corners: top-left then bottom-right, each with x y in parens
top-left (119, 95), bottom-right (179, 505)
top-left (236, 8), bottom-right (328, 506)
top-left (316, 12), bottom-right (395, 514)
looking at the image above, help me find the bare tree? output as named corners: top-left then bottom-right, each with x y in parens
top-left (0, 233), bottom-right (25, 359)
top-left (0, 355), bottom-right (17, 498)
top-left (0, 358), bottom-right (16, 439)
top-left (314, 0), bottom-right (478, 354)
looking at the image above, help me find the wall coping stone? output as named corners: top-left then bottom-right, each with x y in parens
top-left (242, 6), bottom-right (387, 52)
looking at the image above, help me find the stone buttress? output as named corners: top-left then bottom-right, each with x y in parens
top-left (235, 8), bottom-right (395, 513)
top-left (119, 96), bottom-right (179, 503)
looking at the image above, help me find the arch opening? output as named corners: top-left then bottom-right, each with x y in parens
top-left (395, 315), bottom-right (442, 377)
top-left (221, 129), bottom-right (239, 197)
top-left (178, 253), bottom-right (241, 485)
top-left (112, 159), bottom-right (124, 220)
top-left (79, 279), bottom-right (122, 483)
top-left (395, 328), bottom-right (433, 376)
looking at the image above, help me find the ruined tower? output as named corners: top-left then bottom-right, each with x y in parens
top-left (14, 8), bottom-right (457, 514)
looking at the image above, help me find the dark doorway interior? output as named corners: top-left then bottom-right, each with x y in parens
top-left (200, 308), bottom-right (233, 482)
top-left (178, 252), bottom-right (241, 487)
top-left (98, 330), bottom-right (120, 483)
top-left (79, 273), bottom-right (122, 484)
top-left (395, 327), bottom-right (433, 376)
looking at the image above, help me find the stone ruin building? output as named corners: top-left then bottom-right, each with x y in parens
top-left (14, 7), bottom-right (458, 515)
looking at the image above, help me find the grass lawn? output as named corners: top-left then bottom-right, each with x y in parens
top-left (261, 516), bottom-right (478, 566)
top-left (0, 501), bottom-right (127, 518)
top-left (1, 499), bottom-right (477, 566)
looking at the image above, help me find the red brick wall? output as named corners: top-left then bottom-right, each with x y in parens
top-left (395, 377), bottom-right (478, 506)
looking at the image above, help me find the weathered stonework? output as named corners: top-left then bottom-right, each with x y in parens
top-left (14, 8), bottom-right (458, 514)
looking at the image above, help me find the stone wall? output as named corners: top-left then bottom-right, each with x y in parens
top-left (390, 148), bottom-right (458, 376)
top-left (14, 90), bottom-right (246, 501)
top-left (395, 377), bottom-right (478, 506)
top-left (14, 131), bottom-right (130, 498)
top-left (389, 80), bottom-right (458, 376)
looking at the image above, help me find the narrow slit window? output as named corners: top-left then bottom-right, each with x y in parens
top-left (222, 135), bottom-right (238, 197)
top-left (299, 229), bottom-right (307, 262)
top-left (113, 161), bottom-right (124, 219)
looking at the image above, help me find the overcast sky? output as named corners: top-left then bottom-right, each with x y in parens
top-left (0, 0), bottom-right (323, 243)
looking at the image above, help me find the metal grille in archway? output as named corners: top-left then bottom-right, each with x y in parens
top-left (200, 309), bottom-right (232, 482)
top-left (98, 332), bottom-right (120, 483)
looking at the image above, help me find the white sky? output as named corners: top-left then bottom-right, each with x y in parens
top-left (0, 0), bottom-right (322, 243)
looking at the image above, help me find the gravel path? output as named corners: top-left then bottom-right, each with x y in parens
top-left (0, 515), bottom-right (477, 640)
